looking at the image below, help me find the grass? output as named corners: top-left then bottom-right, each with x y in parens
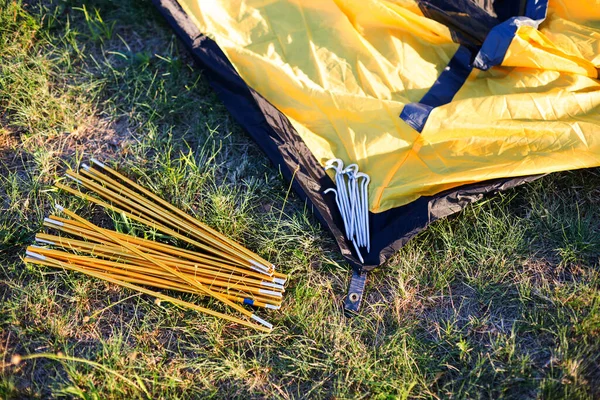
top-left (1, 0), bottom-right (599, 398)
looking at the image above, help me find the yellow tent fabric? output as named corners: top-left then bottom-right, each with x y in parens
top-left (176, 0), bottom-right (600, 213)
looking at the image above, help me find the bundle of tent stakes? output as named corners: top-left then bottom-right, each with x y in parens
top-left (24, 159), bottom-right (286, 332)
top-left (324, 159), bottom-right (370, 263)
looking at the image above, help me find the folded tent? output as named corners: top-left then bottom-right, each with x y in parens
top-left (153, 0), bottom-right (600, 309)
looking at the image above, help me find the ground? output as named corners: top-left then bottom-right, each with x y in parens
top-left (1, 1), bottom-right (599, 399)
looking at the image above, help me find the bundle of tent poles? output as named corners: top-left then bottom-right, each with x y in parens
top-left (24, 159), bottom-right (285, 332)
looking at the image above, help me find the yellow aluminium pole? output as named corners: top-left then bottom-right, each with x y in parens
top-left (35, 234), bottom-right (285, 289)
top-left (31, 238), bottom-right (283, 305)
top-left (26, 255), bottom-right (278, 309)
top-left (30, 246), bottom-right (283, 297)
top-left (88, 159), bottom-right (274, 270)
top-left (43, 215), bottom-right (282, 282)
top-left (53, 205), bottom-right (273, 331)
top-left (77, 167), bottom-right (266, 269)
top-left (70, 169), bottom-right (248, 264)
top-left (80, 164), bottom-right (274, 270)
top-left (28, 246), bottom-right (282, 304)
top-left (64, 171), bottom-right (254, 268)
top-left (42, 215), bottom-right (287, 291)
top-left (44, 214), bottom-right (240, 268)
top-left (37, 225), bottom-right (238, 277)
top-left (23, 253), bottom-right (272, 331)
top-left (54, 182), bottom-right (270, 274)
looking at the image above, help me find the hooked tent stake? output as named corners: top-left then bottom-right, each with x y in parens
top-left (324, 159), bottom-right (371, 264)
top-left (355, 172), bottom-right (371, 253)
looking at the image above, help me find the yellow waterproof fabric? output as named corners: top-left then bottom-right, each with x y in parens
top-left (178, 0), bottom-right (600, 213)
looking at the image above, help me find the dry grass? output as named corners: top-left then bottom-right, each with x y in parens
top-left (1, 1), bottom-right (600, 399)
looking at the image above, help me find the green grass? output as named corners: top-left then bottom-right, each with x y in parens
top-left (1, 1), bottom-right (600, 398)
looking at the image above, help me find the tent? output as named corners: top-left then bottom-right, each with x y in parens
top-left (152, 0), bottom-right (600, 309)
